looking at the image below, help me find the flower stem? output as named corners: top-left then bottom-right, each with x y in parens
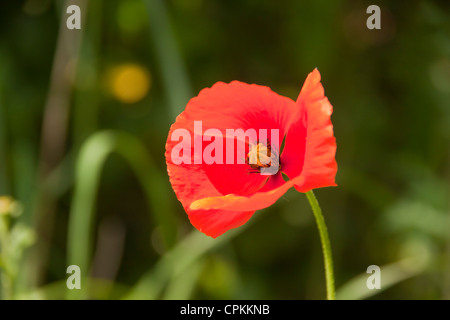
top-left (305, 190), bottom-right (335, 300)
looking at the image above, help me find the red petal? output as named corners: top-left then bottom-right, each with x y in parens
top-left (281, 69), bottom-right (337, 192)
top-left (184, 81), bottom-right (298, 145)
top-left (189, 175), bottom-right (304, 212)
top-left (166, 116), bottom-right (223, 207)
top-left (201, 136), bottom-right (268, 196)
top-left (187, 209), bottom-right (254, 238)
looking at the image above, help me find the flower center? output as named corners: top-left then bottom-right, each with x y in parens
top-left (246, 142), bottom-right (280, 173)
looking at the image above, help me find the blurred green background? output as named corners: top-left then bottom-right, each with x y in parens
top-left (0, 0), bottom-right (449, 300)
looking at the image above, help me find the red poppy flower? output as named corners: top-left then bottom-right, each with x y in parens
top-left (165, 69), bottom-right (337, 238)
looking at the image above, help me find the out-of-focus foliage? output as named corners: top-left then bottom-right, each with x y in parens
top-left (0, 0), bottom-right (449, 299)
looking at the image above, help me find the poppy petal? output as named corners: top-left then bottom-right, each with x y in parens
top-left (189, 175), bottom-right (304, 212)
top-left (187, 208), bottom-right (254, 238)
top-left (184, 81), bottom-right (298, 146)
top-left (187, 173), bottom-right (289, 237)
top-left (201, 136), bottom-right (268, 196)
top-left (281, 69), bottom-right (337, 192)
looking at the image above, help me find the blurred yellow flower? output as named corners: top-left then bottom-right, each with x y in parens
top-left (0, 196), bottom-right (15, 215)
top-left (109, 64), bottom-right (151, 104)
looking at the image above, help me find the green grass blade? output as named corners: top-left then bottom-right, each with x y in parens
top-left (67, 130), bottom-right (176, 299)
top-left (145, 0), bottom-right (192, 119)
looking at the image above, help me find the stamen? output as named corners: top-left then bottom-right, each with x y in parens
top-left (246, 141), bottom-right (281, 174)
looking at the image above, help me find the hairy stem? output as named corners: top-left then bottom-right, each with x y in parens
top-left (305, 190), bottom-right (335, 300)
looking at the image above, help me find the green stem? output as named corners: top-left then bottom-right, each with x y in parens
top-left (305, 190), bottom-right (335, 300)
